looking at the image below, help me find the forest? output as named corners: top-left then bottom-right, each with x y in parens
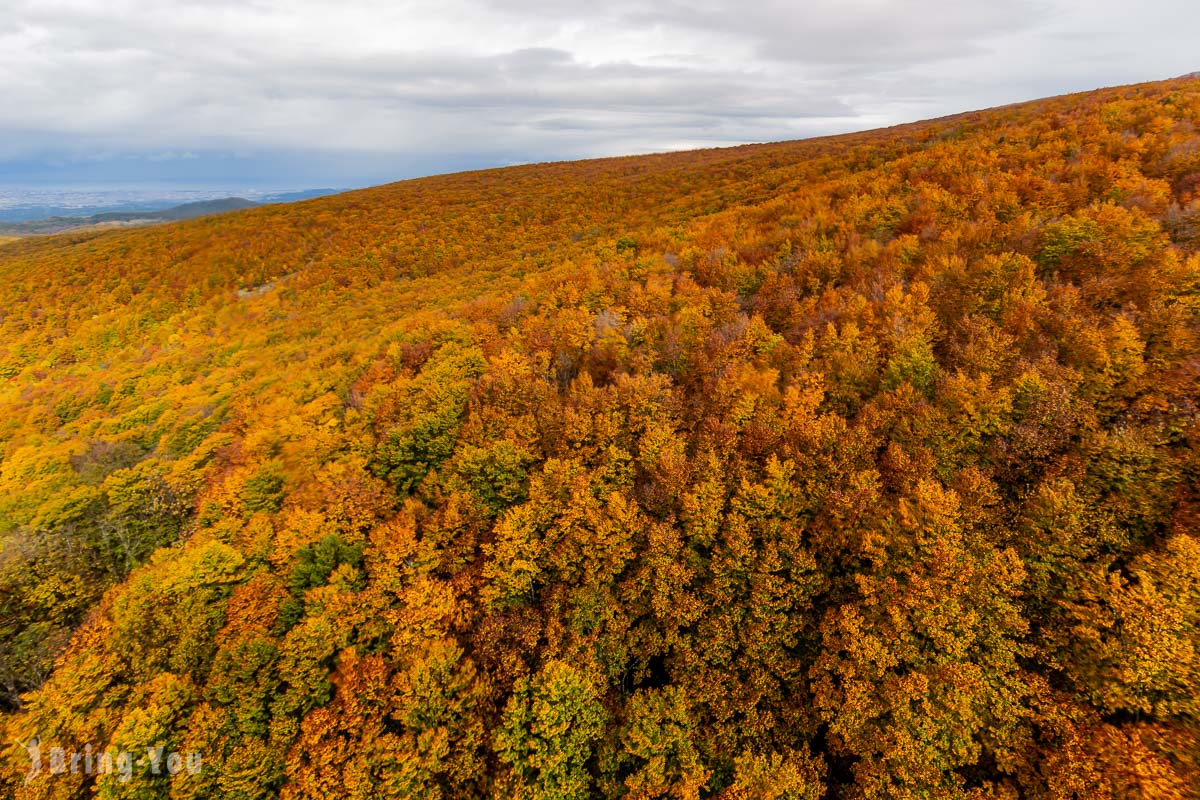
top-left (1, 76), bottom-right (1199, 798)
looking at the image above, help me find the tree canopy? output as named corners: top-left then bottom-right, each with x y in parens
top-left (3, 76), bottom-right (1200, 798)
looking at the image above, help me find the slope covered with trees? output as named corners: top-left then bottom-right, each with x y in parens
top-left (2, 76), bottom-right (1200, 798)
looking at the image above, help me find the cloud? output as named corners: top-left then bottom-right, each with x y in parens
top-left (0, 0), bottom-right (1196, 186)
top-left (626, 0), bottom-right (1046, 70)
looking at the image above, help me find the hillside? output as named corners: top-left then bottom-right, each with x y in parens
top-left (2, 76), bottom-right (1199, 798)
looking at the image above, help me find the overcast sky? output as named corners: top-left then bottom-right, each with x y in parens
top-left (1, 0), bottom-right (1197, 188)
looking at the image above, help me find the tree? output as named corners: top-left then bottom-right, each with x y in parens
top-left (494, 659), bottom-right (608, 800)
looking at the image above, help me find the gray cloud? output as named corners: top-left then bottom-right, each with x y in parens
top-left (0, 0), bottom-right (1197, 187)
top-left (626, 0), bottom-right (1046, 70)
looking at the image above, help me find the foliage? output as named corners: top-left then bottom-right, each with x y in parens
top-left (4, 76), bottom-right (1200, 797)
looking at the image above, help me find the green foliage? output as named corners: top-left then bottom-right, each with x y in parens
top-left (240, 466), bottom-right (285, 514)
top-left (446, 440), bottom-right (536, 514)
top-left (288, 534), bottom-right (364, 595)
top-left (1039, 215), bottom-right (1104, 268)
top-left (617, 687), bottom-right (710, 799)
top-left (495, 659), bottom-right (609, 800)
top-left (369, 344), bottom-right (486, 494)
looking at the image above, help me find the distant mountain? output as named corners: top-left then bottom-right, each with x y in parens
top-left (0, 188), bottom-right (344, 230)
top-left (96, 196), bottom-right (260, 221)
top-left (1, 196), bottom-right (260, 235)
top-left (260, 188), bottom-right (341, 203)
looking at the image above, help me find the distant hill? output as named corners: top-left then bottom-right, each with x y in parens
top-left (2, 76), bottom-right (1199, 797)
top-left (0, 196), bottom-right (260, 235)
top-left (97, 196), bottom-right (261, 221)
top-left (261, 188), bottom-right (342, 203)
top-left (0, 189), bottom-right (342, 234)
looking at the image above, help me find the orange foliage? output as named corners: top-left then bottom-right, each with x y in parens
top-left (3, 76), bottom-right (1200, 797)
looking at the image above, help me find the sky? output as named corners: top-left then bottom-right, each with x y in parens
top-left (1, 0), bottom-right (1198, 190)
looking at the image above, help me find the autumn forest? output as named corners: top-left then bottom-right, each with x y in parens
top-left (2, 76), bottom-right (1200, 798)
